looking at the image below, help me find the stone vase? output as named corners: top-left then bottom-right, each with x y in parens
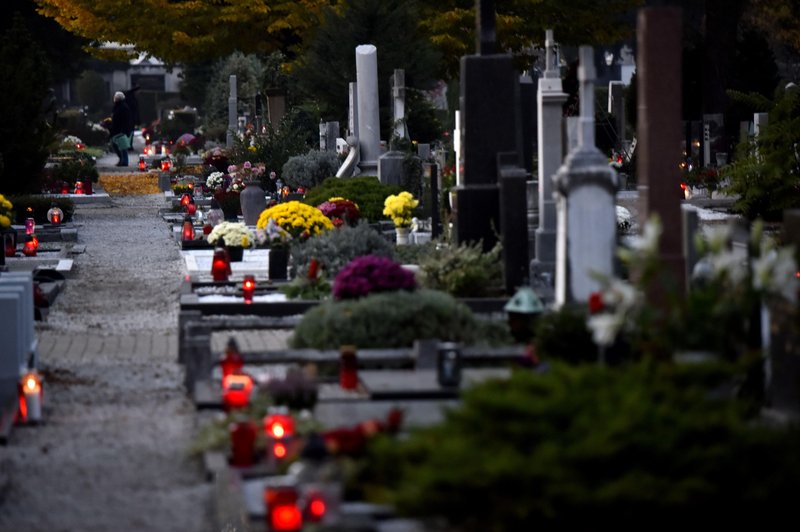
top-left (269, 247), bottom-right (289, 280)
top-left (226, 245), bottom-right (244, 262)
top-left (239, 181), bottom-right (267, 226)
top-left (395, 226), bottom-right (410, 245)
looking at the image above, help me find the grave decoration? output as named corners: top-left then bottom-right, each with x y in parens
top-left (181, 216), bottom-right (195, 241)
top-left (229, 419), bottom-right (257, 467)
top-left (242, 274), bottom-right (256, 303)
top-left (24, 208), bottom-right (35, 235)
top-left (316, 197), bottom-right (360, 227)
top-left (206, 222), bottom-right (253, 261)
top-left (257, 201), bottom-right (334, 241)
top-left (265, 485), bottom-right (303, 532)
top-left (222, 372), bottom-right (254, 410)
top-left (23, 235), bottom-right (38, 257)
top-left (587, 217), bottom-right (797, 361)
top-left (46, 203), bottom-right (63, 225)
top-left (210, 240), bottom-right (232, 281)
top-left (0, 204), bottom-right (11, 238)
top-left (264, 408), bottom-right (296, 463)
top-left (339, 345), bottom-right (358, 390)
top-left (382, 191), bottom-right (418, 245)
top-left (220, 337), bottom-right (244, 378)
top-left (18, 370), bottom-right (43, 424)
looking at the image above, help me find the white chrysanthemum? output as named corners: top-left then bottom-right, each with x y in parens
top-left (753, 246), bottom-right (798, 303)
top-left (704, 225), bottom-right (732, 254)
top-left (628, 216), bottom-right (662, 254)
top-left (588, 313), bottom-right (624, 347)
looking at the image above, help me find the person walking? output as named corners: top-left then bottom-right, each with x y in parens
top-left (110, 91), bottom-right (133, 167)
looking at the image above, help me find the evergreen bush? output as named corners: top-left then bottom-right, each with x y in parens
top-left (290, 289), bottom-right (494, 349)
top-left (724, 85), bottom-right (800, 220)
top-left (281, 149), bottom-right (341, 190)
top-left (302, 176), bottom-right (403, 223)
top-left (291, 221), bottom-right (395, 280)
top-left (365, 361), bottom-right (800, 530)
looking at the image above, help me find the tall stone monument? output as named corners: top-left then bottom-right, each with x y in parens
top-left (553, 47), bottom-right (619, 306)
top-left (226, 74), bottom-right (237, 148)
top-left (637, 7), bottom-right (686, 295)
top-left (531, 30), bottom-right (567, 291)
top-left (356, 45), bottom-right (380, 175)
top-left (455, 0), bottom-right (520, 251)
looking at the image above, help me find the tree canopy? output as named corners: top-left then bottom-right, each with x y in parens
top-left (34, 0), bottom-right (330, 64)
top-left (36, 0), bottom-right (643, 72)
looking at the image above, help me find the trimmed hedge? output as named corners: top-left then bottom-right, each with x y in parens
top-left (9, 195), bottom-right (75, 224)
top-left (302, 176), bottom-right (403, 223)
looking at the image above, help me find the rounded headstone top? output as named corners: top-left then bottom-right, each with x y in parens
top-left (356, 44), bottom-right (377, 55)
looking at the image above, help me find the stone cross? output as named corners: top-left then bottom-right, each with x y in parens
top-left (476, 0), bottom-right (496, 55)
top-left (531, 30), bottom-right (567, 295)
top-left (226, 74), bottom-right (237, 148)
top-left (636, 7), bottom-right (686, 295)
top-left (553, 46), bottom-right (619, 306)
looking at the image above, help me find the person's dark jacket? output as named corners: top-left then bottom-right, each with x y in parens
top-left (111, 101), bottom-right (133, 137)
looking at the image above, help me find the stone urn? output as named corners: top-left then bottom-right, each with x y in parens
top-left (239, 181), bottom-right (267, 226)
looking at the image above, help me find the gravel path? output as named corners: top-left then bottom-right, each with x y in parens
top-left (0, 193), bottom-right (212, 532)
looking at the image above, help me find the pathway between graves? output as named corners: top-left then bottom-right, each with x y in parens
top-left (0, 191), bottom-right (212, 531)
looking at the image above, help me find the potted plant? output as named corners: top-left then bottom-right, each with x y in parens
top-left (383, 191), bottom-right (419, 244)
top-left (206, 221), bottom-right (254, 261)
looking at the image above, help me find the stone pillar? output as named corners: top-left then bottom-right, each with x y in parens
top-left (531, 29), bottom-right (567, 290)
top-left (226, 75), bottom-right (237, 148)
top-left (498, 153), bottom-right (529, 293)
top-left (348, 82), bottom-right (359, 139)
top-left (554, 47), bottom-right (619, 306)
top-left (391, 69), bottom-right (407, 140)
top-left (356, 45), bottom-right (380, 175)
top-left (455, 0), bottom-right (519, 251)
top-left (637, 7), bottom-right (686, 296)
top-left (608, 81), bottom-right (626, 150)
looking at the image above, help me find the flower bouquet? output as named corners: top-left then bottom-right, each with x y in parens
top-left (256, 201), bottom-right (334, 241)
top-left (228, 161), bottom-right (265, 183)
top-left (317, 197), bottom-right (360, 227)
top-left (256, 218), bottom-right (292, 248)
top-left (206, 171), bottom-right (225, 190)
top-left (383, 191), bottom-right (419, 228)
top-left (206, 221), bottom-right (254, 247)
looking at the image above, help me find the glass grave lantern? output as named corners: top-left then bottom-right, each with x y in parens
top-left (47, 203), bottom-right (64, 225)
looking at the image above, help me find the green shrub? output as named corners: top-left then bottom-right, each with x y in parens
top-left (290, 289), bottom-right (496, 349)
top-left (291, 222), bottom-right (394, 280)
top-left (366, 361), bottom-right (800, 530)
top-left (724, 85), bottom-right (800, 220)
top-left (534, 305), bottom-right (598, 364)
top-left (46, 152), bottom-right (99, 185)
top-left (281, 149), bottom-right (341, 190)
top-left (303, 176), bottom-right (403, 223)
top-left (417, 241), bottom-right (503, 297)
top-left (9, 195), bottom-right (75, 224)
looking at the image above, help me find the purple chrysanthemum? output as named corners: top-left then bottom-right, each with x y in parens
top-left (333, 256), bottom-right (416, 300)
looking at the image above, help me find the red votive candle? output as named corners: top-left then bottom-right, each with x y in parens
top-left (220, 338), bottom-right (244, 379)
top-left (339, 345), bottom-right (358, 390)
top-left (222, 373), bottom-right (254, 410)
top-left (229, 420), bottom-right (257, 467)
top-left (242, 274), bottom-right (255, 303)
top-left (211, 245), bottom-right (231, 281)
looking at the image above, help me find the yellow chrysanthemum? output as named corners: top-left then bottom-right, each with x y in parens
top-left (256, 200), bottom-right (334, 239)
top-left (383, 192), bottom-right (419, 228)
